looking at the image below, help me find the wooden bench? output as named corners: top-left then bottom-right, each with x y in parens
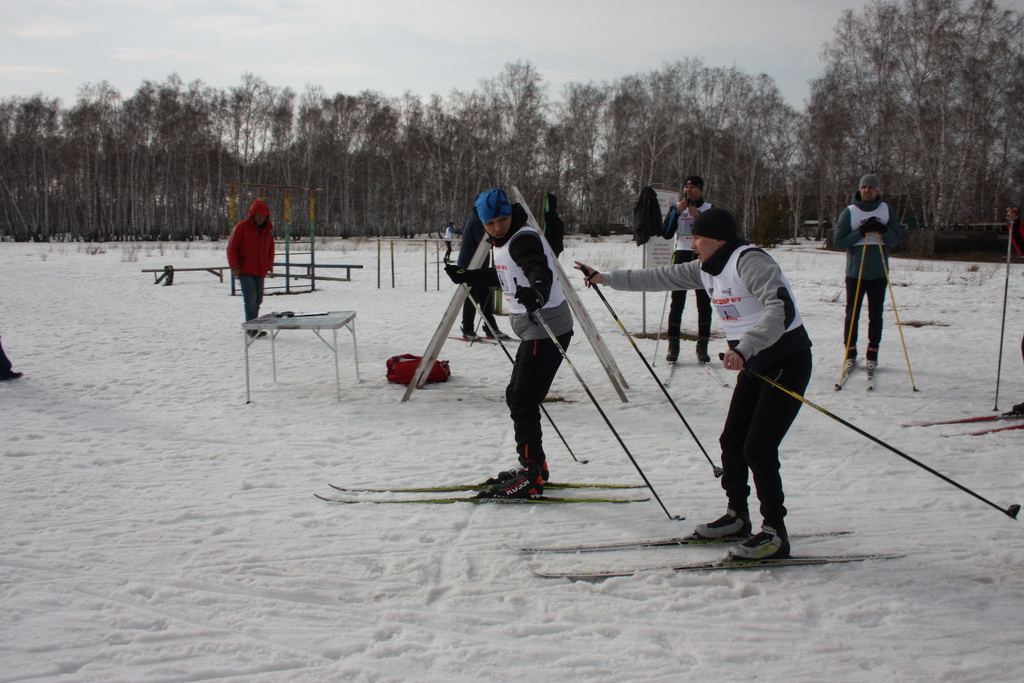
top-left (270, 262), bottom-right (364, 282)
top-left (141, 265), bottom-right (228, 286)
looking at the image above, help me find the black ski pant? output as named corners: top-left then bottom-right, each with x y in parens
top-left (506, 330), bottom-right (573, 471)
top-left (844, 276), bottom-right (887, 357)
top-left (462, 284), bottom-right (501, 336)
top-left (667, 251), bottom-right (711, 340)
top-left (718, 349), bottom-right (812, 528)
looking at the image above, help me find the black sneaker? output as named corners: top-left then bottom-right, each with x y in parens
top-left (0, 371), bottom-right (23, 381)
top-left (475, 471), bottom-right (543, 499)
top-left (692, 509), bottom-right (751, 539)
top-left (730, 524), bottom-right (790, 560)
top-left (666, 338), bottom-right (680, 363)
top-left (483, 463), bottom-right (549, 485)
top-left (247, 330), bottom-right (268, 339)
top-left (695, 339), bottom-right (710, 364)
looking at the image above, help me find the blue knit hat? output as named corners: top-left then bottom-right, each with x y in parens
top-left (475, 189), bottom-right (512, 224)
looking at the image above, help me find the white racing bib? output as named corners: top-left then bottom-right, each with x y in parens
top-left (493, 226), bottom-right (565, 315)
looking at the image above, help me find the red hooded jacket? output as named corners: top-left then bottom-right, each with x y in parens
top-left (227, 200), bottom-right (275, 277)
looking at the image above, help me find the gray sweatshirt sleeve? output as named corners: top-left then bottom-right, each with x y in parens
top-left (731, 251), bottom-right (795, 361)
top-left (602, 261), bottom-right (704, 292)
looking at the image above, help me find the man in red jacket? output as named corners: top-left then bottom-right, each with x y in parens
top-left (227, 200), bottom-right (275, 332)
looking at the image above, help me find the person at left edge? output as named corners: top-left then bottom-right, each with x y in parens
top-left (445, 189), bottom-right (573, 498)
top-left (227, 200), bottom-right (275, 337)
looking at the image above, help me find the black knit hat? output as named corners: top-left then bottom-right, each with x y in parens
top-left (691, 207), bottom-right (738, 241)
top-left (684, 175), bottom-right (704, 190)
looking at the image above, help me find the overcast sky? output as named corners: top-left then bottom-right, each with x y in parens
top-left (4, 0), bottom-right (1024, 110)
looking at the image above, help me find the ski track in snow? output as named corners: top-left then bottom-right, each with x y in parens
top-left (1, 237), bottom-right (1023, 681)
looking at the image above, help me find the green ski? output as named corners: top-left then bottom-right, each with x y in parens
top-left (328, 481), bottom-right (646, 494)
top-left (315, 493), bottom-right (650, 505)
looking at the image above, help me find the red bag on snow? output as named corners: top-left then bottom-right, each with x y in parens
top-left (386, 354), bottom-right (451, 385)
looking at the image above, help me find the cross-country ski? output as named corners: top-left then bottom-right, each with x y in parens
top-left (530, 553), bottom-right (905, 580)
top-left (314, 493), bottom-right (651, 505)
top-left (943, 423), bottom-right (1024, 437)
top-left (902, 412), bottom-right (1024, 428)
top-left (328, 481), bottom-right (646, 494)
top-left (700, 361), bottom-right (730, 387)
top-left (448, 335), bottom-right (498, 345)
top-left (513, 530), bottom-right (853, 554)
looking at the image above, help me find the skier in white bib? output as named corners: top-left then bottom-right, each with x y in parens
top-left (575, 208), bottom-right (812, 559)
top-left (445, 189), bottom-right (573, 498)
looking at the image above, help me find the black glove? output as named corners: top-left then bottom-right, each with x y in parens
top-left (858, 217), bottom-right (887, 236)
top-left (445, 264), bottom-right (469, 284)
top-left (514, 285), bottom-right (545, 312)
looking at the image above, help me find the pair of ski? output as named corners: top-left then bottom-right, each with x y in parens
top-left (448, 335), bottom-right (499, 346)
top-left (315, 481), bottom-right (651, 505)
top-left (901, 411), bottom-right (1024, 436)
top-left (662, 360), bottom-right (729, 388)
top-left (835, 359), bottom-right (875, 391)
top-left (520, 531), bottom-right (903, 579)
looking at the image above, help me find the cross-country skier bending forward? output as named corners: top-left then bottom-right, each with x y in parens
top-left (575, 207), bottom-right (812, 559)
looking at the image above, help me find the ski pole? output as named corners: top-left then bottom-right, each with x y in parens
top-left (748, 365), bottom-right (1019, 520)
top-left (577, 264), bottom-right (722, 477)
top-left (837, 239), bottom-right (869, 389)
top-left (524, 295), bottom-right (682, 521)
top-left (653, 291), bottom-right (670, 365)
top-left (653, 229), bottom-right (681, 365)
top-left (993, 222), bottom-right (1013, 410)
top-left (461, 284), bottom-right (587, 465)
top-left (876, 240), bottom-right (918, 392)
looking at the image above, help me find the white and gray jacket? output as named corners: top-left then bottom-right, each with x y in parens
top-left (603, 241), bottom-right (811, 370)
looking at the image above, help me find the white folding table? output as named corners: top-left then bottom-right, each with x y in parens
top-left (242, 311), bottom-right (359, 403)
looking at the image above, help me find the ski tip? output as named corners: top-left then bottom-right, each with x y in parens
top-left (1007, 504), bottom-right (1020, 519)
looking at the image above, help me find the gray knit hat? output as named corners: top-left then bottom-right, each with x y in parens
top-left (859, 174), bottom-right (881, 189)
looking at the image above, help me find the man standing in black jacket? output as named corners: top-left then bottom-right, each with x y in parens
top-left (662, 176), bottom-right (714, 363)
top-left (446, 189), bottom-right (573, 498)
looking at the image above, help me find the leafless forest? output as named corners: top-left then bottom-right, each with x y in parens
top-left (2, 0), bottom-right (1023, 242)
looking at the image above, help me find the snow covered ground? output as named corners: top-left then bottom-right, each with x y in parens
top-left (1, 234), bottom-right (1022, 682)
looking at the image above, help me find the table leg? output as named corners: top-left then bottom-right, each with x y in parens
top-left (244, 330), bottom-right (252, 403)
top-left (270, 329), bottom-right (277, 383)
top-left (349, 319), bottom-right (361, 381)
top-left (333, 327), bottom-right (341, 401)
